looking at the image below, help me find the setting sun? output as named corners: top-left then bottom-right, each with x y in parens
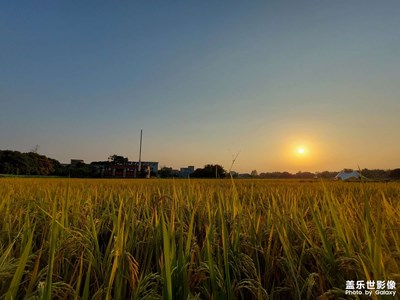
top-left (297, 148), bottom-right (305, 154)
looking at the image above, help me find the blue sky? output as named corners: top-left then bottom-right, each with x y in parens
top-left (1, 1), bottom-right (400, 172)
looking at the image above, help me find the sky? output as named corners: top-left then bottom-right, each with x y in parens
top-left (1, 1), bottom-right (400, 173)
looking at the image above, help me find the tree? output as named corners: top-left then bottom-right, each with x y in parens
top-left (108, 154), bottom-right (129, 164)
top-left (360, 169), bottom-right (389, 180)
top-left (280, 172), bottom-right (294, 179)
top-left (159, 167), bottom-right (174, 178)
top-left (251, 170), bottom-right (258, 177)
top-left (295, 171), bottom-right (315, 179)
top-left (0, 150), bottom-right (29, 174)
top-left (317, 171), bottom-right (338, 179)
top-left (389, 168), bottom-right (400, 180)
top-left (191, 164), bottom-right (226, 178)
top-left (0, 150), bottom-right (56, 175)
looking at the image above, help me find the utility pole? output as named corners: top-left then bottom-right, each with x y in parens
top-left (138, 129), bottom-right (142, 174)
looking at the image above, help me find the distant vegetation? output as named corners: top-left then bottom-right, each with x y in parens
top-left (0, 150), bottom-right (58, 176)
top-left (1, 149), bottom-right (400, 180)
top-left (191, 164), bottom-right (227, 178)
top-left (0, 150), bottom-right (101, 178)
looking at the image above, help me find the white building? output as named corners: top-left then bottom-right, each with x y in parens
top-left (335, 170), bottom-right (361, 181)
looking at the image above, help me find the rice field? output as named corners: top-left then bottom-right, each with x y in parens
top-left (0, 178), bottom-right (399, 299)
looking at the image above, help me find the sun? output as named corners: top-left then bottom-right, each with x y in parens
top-left (297, 148), bottom-right (305, 155)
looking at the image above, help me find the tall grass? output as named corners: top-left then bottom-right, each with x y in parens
top-left (0, 178), bottom-right (399, 299)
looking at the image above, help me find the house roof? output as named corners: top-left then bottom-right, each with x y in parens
top-left (335, 171), bottom-right (361, 180)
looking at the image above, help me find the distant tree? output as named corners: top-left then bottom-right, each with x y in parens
top-left (317, 171), bottom-right (338, 179)
top-left (258, 172), bottom-right (269, 178)
top-left (0, 150), bottom-right (28, 174)
top-left (280, 172), bottom-right (293, 179)
top-left (389, 168), bottom-right (400, 180)
top-left (239, 173), bottom-right (252, 179)
top-left (159, 167), bottom-right (174, 178)
top-left (191, 164), bottom-right (226, 178)
top-left (0, 150), bottom-right (56, 175)
top-left (90, 160), bottom-right (111, 167)
top-left (55, 161), bottom-right (101, 178)
top-left (360, 169), bottom-right (390, 180)
top-left (37, 154), bottom-right (54, 175)
top-left (251, 170), bottom-right (258, 177)
top-left (295, 171), bottom-right (315, 179)
top-left (50, 159), bottom-right (66, 175)
top-left (108, 154), bottom-right (129, 164)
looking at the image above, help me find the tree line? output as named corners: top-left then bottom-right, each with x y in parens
top-left (1, 149), bottom-right (400, 180)
top-left (159, 164), bottom-right (227, 178)
top-left (246, 169), bottom-right (400, 180)
top-left (0, 150), bottom-right (58, 175)
top-left (0, 150), bottom-right (100, 177)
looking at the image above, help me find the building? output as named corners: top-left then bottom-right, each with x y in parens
top-left (335, 170), bottom-right (361, 181)
top-left (140, 161), bottom-right (159, 174)
top-left (179, 166), bottom-right (195, 178)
